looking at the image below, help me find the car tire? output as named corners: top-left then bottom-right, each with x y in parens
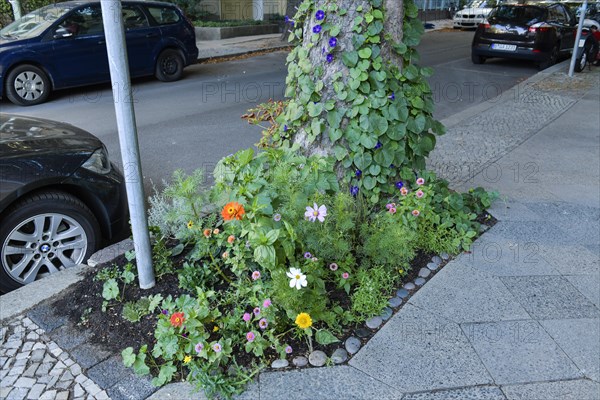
top-left (538, 44), bottom-right (559, 70)
top-left (5, 64), bottom-right (52, 106)
top-left (471, 53), bottom-right (486, 64)
top-left (574, 50), bottom-right (588, 73)
top-left (0, 191), bottom-right (100, 292)
top-left (155, 49), bottom-right (184, 82)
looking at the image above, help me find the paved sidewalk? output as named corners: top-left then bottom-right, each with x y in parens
top-left (1, 63), bottom-right (599, 400)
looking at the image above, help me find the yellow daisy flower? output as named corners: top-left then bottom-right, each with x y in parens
top-left (295, 312), bottom-right (312, 329)
top-left (183, 355), bottom-right (192, 364)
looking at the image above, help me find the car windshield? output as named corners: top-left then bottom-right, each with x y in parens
top-left (489, 6), bottom-right (546, 24)
top-left (467, 0), bottom-right (490, 8)
top-left (0, 4), bottom-right (73, 40)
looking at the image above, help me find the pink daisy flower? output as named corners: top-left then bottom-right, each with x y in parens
top-left (195, 342), bottom-right (204, 354)
top-left (243, 313), bottom-right (251, 322)
top-left (213, 343), bottom-right (222, 353)
top-left (253, 307), bottom-right (261, 316)
top-left (416, 178), bottom-right (425, 185)
top-left (246, 332), bottom-right (255, 342)
top-left (259, 318), bottom-right (268, 329)
top-left (400, 187), bottom-right (408, 196)
top-left (416, 190), bottom-right (424, 198)
top-left (329, 263), bottom-right (338, 271)
top-left (389, 207), bottom-right (397, 214)
top-left (285, 345), bottom-right (293, 354)
top-left (342, 272), bottom-right (349, 279)
top-left (412, 209), bottom-right (421, 217)
top-left (251, 271), bottom-right (261, 280)
top-left (263, 299), bottom-right (272, 308)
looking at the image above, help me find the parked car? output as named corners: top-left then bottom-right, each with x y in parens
top-left (0, 113), bottom-right (128, 292)
top-left (453, 0), bottom-right (494, 29)
top-left (471, 3), bottom-right (577, 69)
top-left (0, 0), bottom-right (199, 106)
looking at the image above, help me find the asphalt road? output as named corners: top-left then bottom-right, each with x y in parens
top-left (1, 30), bottom-right (539, 194)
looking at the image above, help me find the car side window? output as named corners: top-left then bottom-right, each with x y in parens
top-left (146, 6), bottom-right (181, 25)
top-left (548, 6), bottom-right (566, 24)
top-left (122, 5), bottom-right (149, 30)
top-left (57, 6), bottom-right (103, 37)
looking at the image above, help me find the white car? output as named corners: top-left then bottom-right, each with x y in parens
top-left (453, 0), bottom-right (493, 29)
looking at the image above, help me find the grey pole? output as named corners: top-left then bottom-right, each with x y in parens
top-left (100, 0), bottom-right (155, 289)
top-left (8, 0), bottom-right (21, 20)
top-left (568, 0), bottom-right (587, 77)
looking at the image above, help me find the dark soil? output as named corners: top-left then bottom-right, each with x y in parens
top-left (50, 213), bottom-right (497, 373)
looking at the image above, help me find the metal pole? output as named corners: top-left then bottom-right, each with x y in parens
top-left (100, 0), bottom-right (155, 289)
top-left (569, 0), bottom-right (587, 77)
top-left (8, 0), bottom-right (21, 20)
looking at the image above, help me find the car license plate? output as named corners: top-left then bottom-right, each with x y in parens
top-left (579, 39), bottom-right (586, 47)
top-left (491, 43), bottom-right (517, 51)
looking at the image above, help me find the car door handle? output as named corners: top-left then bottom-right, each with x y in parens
top-left (145, 33), bottom-right (158, 38)
top-left (98, 39), bottom-right (105, 45)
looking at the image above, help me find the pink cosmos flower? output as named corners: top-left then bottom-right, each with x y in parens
top-left (400, 187), bottom-right (408, 196)
top-left (253, 307), bottom-right (261, 316)
top-left (342, 272), bottom-right (349, 279)
top-left (389, 207), bottom-right (397, 214)
top-left (246, 332), bottom-right (255, 342)
top-left (329, 263), bottom-right (338, 271)
top-left (243, 313), bottom-right (251, 322)
top-left (305, 203), bottom-right (327, 222)
top-left (416, 178), bottom-right (425, 185)
top-left (386, 203), bottom-right (393, 210)
top-left (285, 345), bottom-right (293, 354)
top-left (412, 209), bottom-right (421, 217)
top-left (259, 318), bottom-right (268, 329)
top-left (251, 271), bottom-right (261, 280)
top-left (213, 343), bottom-right (222, 353)
top-left (416, 190), bottom-right (424, 198)
top-left (195, 342), bottom-right (204, 354)
top-left (263, 299), bottom-right (272, 308)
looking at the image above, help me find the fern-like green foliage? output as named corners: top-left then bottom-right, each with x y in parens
top-left (351, 265), bottom-right (397, 319)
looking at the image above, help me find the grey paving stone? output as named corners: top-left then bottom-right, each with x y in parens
top-left (419, 268), bottom-right (431, 278)
top-left (308, 350), bottom-right (327, 367)
top-left (501, 379), bottom-right (600, 400)
top-left (146, 382), bottom-right (203, 400)
top-left (396, 288), bottom-right (409, 298)
top-left (380, 307), bottom-right (393, 321)
top-left (26, 304), bottom-right (66, 333)
top-left (259, 366), bottom-right (402, 399)
top-left (107, 374), bottom-right (156, 400)
top-left (426, 262), bottom-right (440, 271)
top-left (39, 390), bottom-right (56, 400)
top-left (408, 262), bottom-right (529, 323)
top-left (271, 359), bottom-right (288, 369)
top-left (455, 237), bottom-right (560, 276)
top-left (354, 328), bottom-right (370, 338)
top-left (14, 377), bottom-right (36, 388)
top-left (69, 343), bottom-right (112, 369)
top-left (484, 221), bottom-right (577, 245)
top-left (6, 387), bottom-right (28, 400)
top-left (541, 318), bottom-right (600, 381)
top-left (388, 297), bottom-right (403, 308)
top-left (22, 363), bottom-right (39, 377)
top-left (345, 337), bottom-right (361, 355)
top-left (487, 199), bottom-right (544, 222)
top-left (50, 325), bottom-right (92, 350)
top-left (366, 316), bottom-right (382, 329)
top-left (403, 282), bottom-right (416, 290)
top-left (500, 276), bottom-right (600, 320)
top-left (565, 274), bottom-right (600, 308)
top-left (30, 349), bottom-right (45, 363)
top-left (330, 348), bottom-right (348, 364)
top-left (462, 320), bottom-right (582, 385)
top-left (538, 244), bottom-right (600, 275)
top-left (431, 256), bottom-right (442, 265)
top-left (402, 385), bottom-right (506, 399)
top-left (27, 384), bottom-right (45, 400)
top-left (292, 356), bottom-right (308, 367)
top-left (414, 277), bottom-right (426, 286)
top-left (350, 304), bottom-right (492, 393)
top-left (86, 356), bottom-right (131, 389)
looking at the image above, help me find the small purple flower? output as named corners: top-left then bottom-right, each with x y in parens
top-left (263, 299), bottom-right (272, 308)
top-left (389, 207), bottom-right (397, 214)
top-left (355, 169), bottom-right (362, 178)
top-left (313, 24), bottom-right (322, 34)
top-left (304, 252), bottom-right (312, 259)
top-left (161, 309), bottom-right (169, 315)
top-left (213, 343), bottom-right (222, 353)
top-left (273, 213), bottom-right (282, 222)
top-left (246, 332), bottom-right (255, 342)
top-left (350, 186), bottom-right (359, 197)
top-left (329, 263), bottom-right (338, 271)
top-left (243, 312), bottom-right (252, 322)
top-left (285, 345), bottom-right (293, 354)
top-left (395, 181), bottom-right (404, 189)
top-left (388, 92), bottom-right (395, 101)
top-left (259, 318), bottom-right (268, 330)
top-left (326, 53), bottom-right (334, 63)
top-left (315, 10), bottom-right (325, 20)
top-left (329, 37), bottom-right (337, 47)
top-left (375, 141), bottom-right (382, 149)
top-left (283, 124), bottom-right (288, 132)
top-left (284, 16), bottom-right (295, 26)
top-left (195, 342), bottom-right (204, 354)
top-left (253, 307), bottom-right (261, 316)
top-left (182, 332), bottom-right (188, 338)
top-left (390, 164), bottom-right (395, 168)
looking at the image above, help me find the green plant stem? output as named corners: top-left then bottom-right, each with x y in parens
top-left (208, 252), bottom-right (232, 284)
top-left (275, 327), bottom-right (295, 339)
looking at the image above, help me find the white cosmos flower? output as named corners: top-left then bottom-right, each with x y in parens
top-left (286, 267), bottom-right (307, 290)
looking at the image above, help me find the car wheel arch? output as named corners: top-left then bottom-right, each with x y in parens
top-left (4, 61), bottom-right (56, 93)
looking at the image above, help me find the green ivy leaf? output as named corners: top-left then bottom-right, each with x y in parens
top-left (342, 51), bottom-right (359, 67)
top-left (353, 152), bottom-right (373, 170)
top-left (315, 329), bottom-right (340, 345)
top-left (327, 109), bottom-right (344, 129)
top-left (363, 176), bottom-right (376, 190)
top-left (333, 145), bottom-right (348, 160)
top-left (307, 102), bottom-right (324, 118)
top-left (360, 134), bottom-right (378, 149)
top-left (369, 114), bottom-right (389, 136)
top-left (358, 47), bottom-right (372, 59)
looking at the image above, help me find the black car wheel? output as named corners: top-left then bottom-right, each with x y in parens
top-left (155, 49), bottom-right (184, 82)
top-left (6, 64), bottom-right (51, 106)
top-left (538, 45), bottom-right (559, 70)
top-left (472, 53), bottom-right (486, 64)
top-left (574, 50), bottom-right (588, 73)
top-left (0, 191), bottom-right (100, 292)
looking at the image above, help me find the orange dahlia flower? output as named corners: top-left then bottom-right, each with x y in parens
top-left (170, 312), bottom-right (185, 327)
top-left (222, 202), bottom-right (245, 221)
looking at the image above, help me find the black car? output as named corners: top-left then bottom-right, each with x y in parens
top-left (471, 3), bottom-right (577, 69)
top-left (0, 113), bottom-right (128, 292)
top-left (0, 0), bottom-right (198, 106)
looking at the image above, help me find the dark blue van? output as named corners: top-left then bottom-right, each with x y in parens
top-left (0, 0), bottom-right (198, 106)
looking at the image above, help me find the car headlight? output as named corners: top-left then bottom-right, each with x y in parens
top-left (82, 146), bottom-right (112, 174)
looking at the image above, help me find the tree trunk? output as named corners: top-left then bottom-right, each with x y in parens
top-left (281, 0), bottom-right (441, 202)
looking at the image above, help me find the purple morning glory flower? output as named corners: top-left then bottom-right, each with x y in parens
top-left (304, 252), bottom-right (312, 259)
top-left (350, 186), bottom-right (359, 197)
top-left (161, 309), bottom-right (169, 315)
top-left (326, 53), bottom-right (334, 63)
top-left (390, 164), bottom-right (395, 168)
top-left (375, 141), bottom-right (382, 149)
top-left (313, 25), bottom-right (322, 34)
top-left (388, 92), bottom-right (395, 101)
top-left (315, 10), bottom-right (325, 20)
top-left (329, 37), bottom-right (337, 47)
top-left (283, 124), bottom-right (288, 132)
top-left (395, 181), bottom-right (404, 189)
top-left (355, 169), bottom-right (362, 178)
top-left (285, 16), bottom-right (295, 26)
